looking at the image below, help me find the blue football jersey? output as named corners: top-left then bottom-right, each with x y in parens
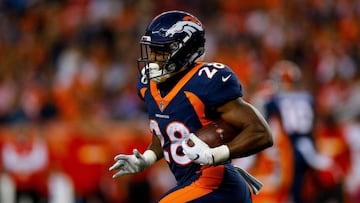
top-left (137, 62), bottom-right (242, 184)
top-left (265, 91), bottom-right (315, 139)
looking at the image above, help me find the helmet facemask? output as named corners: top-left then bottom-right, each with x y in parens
top-left (137, 40), bottom-right (178, 83)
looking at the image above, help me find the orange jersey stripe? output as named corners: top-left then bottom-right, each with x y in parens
top-left (150, 63), bottom-right (204, 112)
top-left (184, 91), bottom-right (212, 126)
top-left (159, 165), bottom-right (225, 203)
top-left (139, 87), bottom-right (147, 99)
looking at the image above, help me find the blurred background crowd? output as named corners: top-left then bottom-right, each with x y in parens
top-left (0, 0), bottom-right (359, 202)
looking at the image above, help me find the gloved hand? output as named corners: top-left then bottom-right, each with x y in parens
top-left (109, 149), bottom-right (157, 178)
top-left (182, 133), bottom-right (230, 165)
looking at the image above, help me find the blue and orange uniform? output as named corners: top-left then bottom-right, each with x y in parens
top-left (137, 62), bottom-right (252, 203)
top-left (265, 91), bottom-right (316, 203)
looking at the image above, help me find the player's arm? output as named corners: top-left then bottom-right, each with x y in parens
top-left (147, 133), bottom-right (164, 160)
top-left (109, 134), bottom-right (163, 178)
top-left (182, 97), bottom-right (273, 165)
top-left (217, 97), bottom-right (273, 158)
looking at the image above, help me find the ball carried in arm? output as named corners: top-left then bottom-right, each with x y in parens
top-left (188, 120), bottom-right (239, 148)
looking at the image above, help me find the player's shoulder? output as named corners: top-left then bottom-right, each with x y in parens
top-left (191, 62), bottom-right (242, 106)
top-left (196, 62), bottom-right (233, 73)
top-left (136, 70), bottom-right (150, 100)
top-left (136, 70), bottom-right (149, 89)
top-left (194, 62), bottom-right (236, 83)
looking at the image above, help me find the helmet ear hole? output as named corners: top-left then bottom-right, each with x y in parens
top-left (170, 42), bottom-right (179, 51)
top-left (167, 64), bottom-right (176, 72)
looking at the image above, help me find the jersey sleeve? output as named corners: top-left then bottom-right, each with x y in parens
top-left (201, 63), bottom-right (243, 107)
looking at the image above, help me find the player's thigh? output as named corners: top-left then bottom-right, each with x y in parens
top-left (159, 165), bottom-right (252, 203)
top-left (190, 165), bottom-right (252, 203)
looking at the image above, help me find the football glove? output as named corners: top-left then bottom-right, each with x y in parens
top-left (182, 133), bottom-right (230, 165)
top-left (109, 149), bottom-right (157, 178)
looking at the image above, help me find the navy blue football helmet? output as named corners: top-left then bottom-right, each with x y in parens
top-left (137, 10), bottom-right (205, 83)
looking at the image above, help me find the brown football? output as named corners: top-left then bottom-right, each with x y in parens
top-left (188, 120), bottom-right (239, 148)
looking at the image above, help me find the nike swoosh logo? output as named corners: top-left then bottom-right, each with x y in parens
top-left (222, 74), bottom-right (232, 82)
top-left (193, 154), bottom-right (200, 160)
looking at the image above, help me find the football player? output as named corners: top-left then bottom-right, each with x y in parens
top-left (110, 10), bottom-right (273, 203)
top-left (264, 60), bottom-right (335, 203)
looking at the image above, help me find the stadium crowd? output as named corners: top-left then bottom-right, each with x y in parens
top-left (0, 0), bottom-right (359, 202)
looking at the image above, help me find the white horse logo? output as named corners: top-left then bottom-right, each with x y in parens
top-left (164, 21), bottom-right (203, 37)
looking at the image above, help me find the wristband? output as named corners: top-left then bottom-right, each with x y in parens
top-left (143, 150), bottom-right (157, 166)
top-left (211, 145), bottom-right (230, 164)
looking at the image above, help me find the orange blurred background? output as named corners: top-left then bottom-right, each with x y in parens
top-left (0, 0), bottom-right (359, 202)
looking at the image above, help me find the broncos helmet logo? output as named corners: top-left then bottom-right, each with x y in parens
top-left (162, 20), bottom-right (203, 38)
